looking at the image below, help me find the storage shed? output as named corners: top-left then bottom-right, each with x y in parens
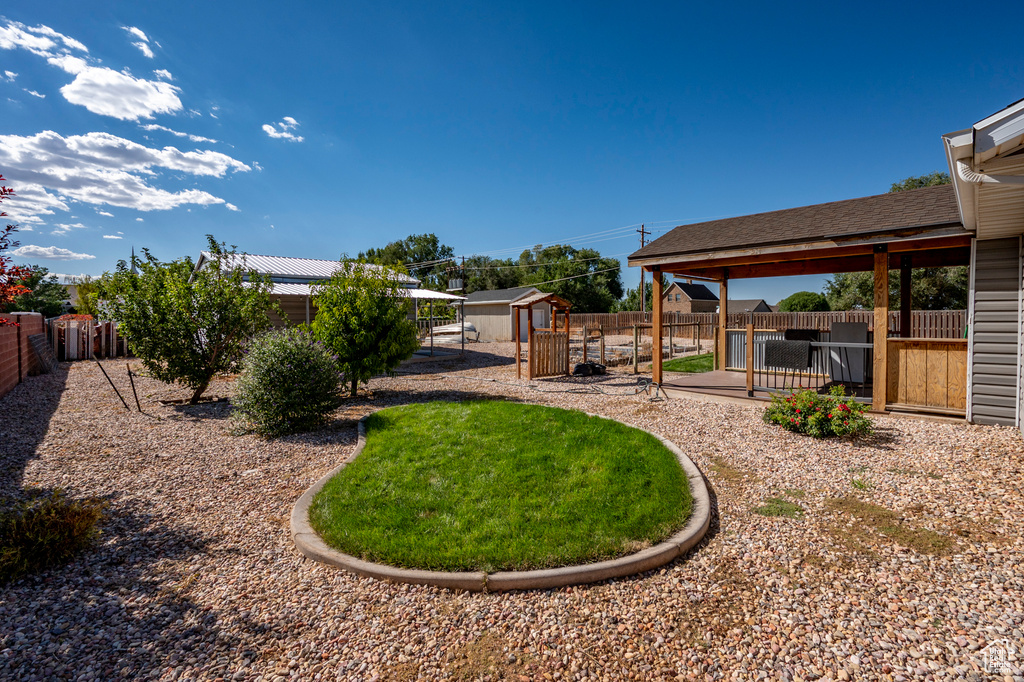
top-left (463, 286), bottom-right (552, 341)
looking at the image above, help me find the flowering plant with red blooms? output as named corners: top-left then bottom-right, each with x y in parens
top-left (763, 385), bottom-right (871, 438)
top-left (0, 176), bottom-right (32, 326)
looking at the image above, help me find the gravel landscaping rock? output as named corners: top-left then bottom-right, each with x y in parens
top-left (1, 345), bottom-right (1022, 680)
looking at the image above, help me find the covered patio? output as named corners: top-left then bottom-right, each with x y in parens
top-left (629, 185), bottom-right (972, 416)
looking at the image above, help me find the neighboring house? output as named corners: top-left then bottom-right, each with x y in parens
top-left (463, 286), bottom-right (552, 341)
top-left (194, 252), bottom-right (459, 327)
top-left (943, 98), bottom-right (1024, 428)
top-left (725, 299), bottom-right (772, 314)
top-left (662, 282), bottom-right (719, 313)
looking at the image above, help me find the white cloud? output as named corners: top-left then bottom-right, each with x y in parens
top-left (0, 130), bottom-right (251, 223)
top-left (153, 69), bottom-right (172, 81)
top-left (51, 222), bottom-right (87, 235)
top-left (96, 210), bottom-right (114, 217)
top-left (48, 55), bottom-right (182, 120)
top-left (117, 230), bottom-right (123, 234)
top-left (2, 70), bottom-right (15, 82)
top-left (140, 123), bottom-right (218, 144)
top-left (12, 244), bottom-right (95, 260)
top-left (133, 41), bottom-right (154, 59)
top-left (23, 89), bottom-right (44, 98)
top-left (262, 117), bottom-right (304, 142)
top-left (0, 21), bottom-right (85, 57)
top-left (0, 20), bottom-right (179, 120)
top-left (136, 217), bottom-right (144, 222)
top-left (102, 234), bottom-right (122, 239)
top-left (225, 203), bottom-right (238, 211)
top-left (122, 26), bottom-right (154, 58)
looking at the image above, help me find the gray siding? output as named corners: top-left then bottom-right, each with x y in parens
top-left (970, 238), bottom-right (1020, 426)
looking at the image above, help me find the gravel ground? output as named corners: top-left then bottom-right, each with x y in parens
top-left (1, 344), bottom-right (1023, 681)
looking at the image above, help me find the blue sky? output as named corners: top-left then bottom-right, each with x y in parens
top-left (2, 1), bottom-right (1022, 304)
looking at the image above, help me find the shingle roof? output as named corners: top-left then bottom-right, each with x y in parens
top-left (673, 282), bottom-right (718, 301)
top-left (727, 299), bottom-right (771, 313)
top-left (630, 185), bottom-right (963, 262)
top-left (464, 286), bottom-right (539, 304)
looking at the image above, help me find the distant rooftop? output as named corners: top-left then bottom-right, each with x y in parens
top-left (196, 252), bottom-right (419, 286)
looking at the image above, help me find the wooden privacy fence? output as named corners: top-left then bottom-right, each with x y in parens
top-left (46, 319), bottom-right (129, 361)
top-left (570, 310), bottom-right (967, 339)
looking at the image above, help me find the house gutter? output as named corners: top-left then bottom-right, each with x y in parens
top-left (955, 158), bottom-right (1024, 186)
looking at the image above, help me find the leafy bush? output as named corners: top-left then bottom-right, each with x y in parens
top-left (0, 490), bottom-right (105, 583)
top-left (777, 291), bottom-right (830, 312)
top-left (763, 386), bottom-right (872, 438)
top-left (233, 328), bottom-right (344, 436)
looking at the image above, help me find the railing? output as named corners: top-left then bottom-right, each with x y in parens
top-left (570, 310), bottom-right (966, 339)
top-left (724, 328), bottom-right (968, 414)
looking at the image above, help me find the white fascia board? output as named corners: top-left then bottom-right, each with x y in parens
top-left (943, 128), bottom-right (977, 232)
top-left (974, 99), bottom-right (1024, 164)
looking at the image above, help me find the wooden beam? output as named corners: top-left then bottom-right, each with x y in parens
top-left (900, 254), bottom-right (912, 338)
top-left (515, 307), bottom-right (521, 379)
top-left (665, 244), bottom-right (970, 281)
top-left (527, 306), bottom-right (534, 380)
top-left (873, 247), bottom-right (889, 411)
top-left (718, 274), bottom-right (728, 369)
top-left (652, 267), bottom-right (663, 385)
top-left (563, 306), bottom-right (570, 376)
top-left (745, 323), bottom-right (754, 397)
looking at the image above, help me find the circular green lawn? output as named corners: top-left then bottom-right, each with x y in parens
top-left (308, 401), bottom-right (692, 572)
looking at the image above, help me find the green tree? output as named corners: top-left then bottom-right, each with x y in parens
top-left (519, 245), bottom-right (623, 313)
top-left (889, 171), bottom-right (950, 193)
top-left (823, 268), bottom-right (968, 311)
top-left (309, 261), bottom-right (420, 397)
top-left (71, 275), bottom-right (103, 318)
top-left (4, 266), bottom-right (67, 318)
top-left (778, 291), bottom-right (830, 312)
top-left (613, 274), bottom-right (668, 312)
top-left (359, 233), bottom-right (455, 291)
top-left (463, 255), bottom-right (524, 294)
top-left (98, 236), bottom-right (276, 403)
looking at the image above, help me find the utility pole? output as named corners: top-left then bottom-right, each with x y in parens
top-left (637, 224), bottom-right (650, 313)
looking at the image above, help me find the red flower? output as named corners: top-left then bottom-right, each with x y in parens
top-left (795, 409), bottom-right (800, 413)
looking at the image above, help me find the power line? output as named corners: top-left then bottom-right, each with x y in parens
top-left (462, 252), bottom-right (630, 271)
top-left (525, 266), bottom-right (620, 287)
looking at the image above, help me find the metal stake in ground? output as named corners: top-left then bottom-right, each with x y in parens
top-left (126, 364), bottom-right (142, 412)
top-left (95, 358), bottom-right (130, 411)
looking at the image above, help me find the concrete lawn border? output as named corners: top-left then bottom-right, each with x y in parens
top-left (290, 409), bottom-right (711, 592)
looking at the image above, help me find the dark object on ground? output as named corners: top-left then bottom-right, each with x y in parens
top-left (0, 490), bottom-right (105, 583)
top-left (158, 396), bottom-right (229, 405)
top-left (573, 362), bottom-right (607, 376)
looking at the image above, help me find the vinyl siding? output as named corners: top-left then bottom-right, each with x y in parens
top-left (970, 238), bottom-right (1021, 426)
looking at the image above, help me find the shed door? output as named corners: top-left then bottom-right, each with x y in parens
top-left (517, 305), bottom-right (550, 343)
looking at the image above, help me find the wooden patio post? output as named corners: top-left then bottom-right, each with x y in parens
top-left (527, 306), bottom-right (535, 380)
top-left (632, 324), bottom-right (639, 374)
top-left (564, 306), bottom-right (570, 375)
top-left (652, 267), bottom-right (663, 385)
top-left (717, 273), bottom-right (729, 369)
top-left (746, 323), bottom-right (754, 397)
top-left (900, 254), bottom-right (912, 339)
top-left (515, 307), bottom-right (521, 379)
top-left (873, 246), bottom-right (889, 411)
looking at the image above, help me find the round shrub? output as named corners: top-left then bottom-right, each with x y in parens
top-left (763, 386), bottom-right (872, 438)
top-left (233, 328), bottom-right (343, 436)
